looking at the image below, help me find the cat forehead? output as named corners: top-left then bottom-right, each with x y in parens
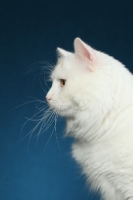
top-left (51, 54), bottom-right (89, 80)
top-left (51, 59), bottom-right (70, 79)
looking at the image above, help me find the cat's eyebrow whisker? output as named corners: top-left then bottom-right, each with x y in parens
top-left (39, 78), bottom-right (47, 94)
top-left (31, 71), bottom-right (49, 90)
top-left (23, 62), bottom-right (54, 101)
top-left (24, 61), bottom-right (54, 75)
top-left (43, 74), bottom-right (50, 90)
top-left (42, 61), bottom-right (54, 69)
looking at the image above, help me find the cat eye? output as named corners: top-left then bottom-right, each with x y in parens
top-left (60, 79), bottom-right (66, 87)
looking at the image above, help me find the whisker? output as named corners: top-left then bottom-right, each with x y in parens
top-left (36, 112), bottom-right (55, 143)
top-left (43, 129), bottom-right (54, 152)
top-left (24, 61), bottom-right (54, 75)
top-left (16, 61), bottom-right (61, 150)
top-left (7, 100), bottom-right (44, 114)
top-left (54, 111), bottom-right (61, 153)
top-left (21, 107), bottom-right (57, 149)
top-left (39, 78), bottom-right (46, 94)
top-left (19, 106), bottom-right (50, 141)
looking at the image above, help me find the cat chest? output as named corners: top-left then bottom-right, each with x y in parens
top-left (71, 141), bottom-right (129, 185)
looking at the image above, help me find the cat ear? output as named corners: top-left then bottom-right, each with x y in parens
top-left (74, 38), bottom-right (96, 70)
top-left (57, 48), bottom-right (71, 58)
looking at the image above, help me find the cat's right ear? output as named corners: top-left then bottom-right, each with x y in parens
top-left (56, 48), bottom-right (71, 58)
top-left (74, 38), bottom-right (96, 71)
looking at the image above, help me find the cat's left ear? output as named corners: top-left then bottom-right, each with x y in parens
top-left (74, 38), bottom-right (96, 71)
top-left (57, 48), bottom-right (71, 58)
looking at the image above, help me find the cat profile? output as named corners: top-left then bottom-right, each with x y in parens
top-left (46, 38), bottom-right (133, 200)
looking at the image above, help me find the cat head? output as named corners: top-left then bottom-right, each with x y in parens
top-left (46, 38), bottom-right (114, 117)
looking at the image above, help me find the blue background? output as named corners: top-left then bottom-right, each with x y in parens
top-left (0, 0), bottom-right (133, 199)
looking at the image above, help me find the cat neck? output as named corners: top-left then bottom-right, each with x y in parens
top-left (66, 109), bottom-right (111, 143)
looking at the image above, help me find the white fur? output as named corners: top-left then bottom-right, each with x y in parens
top-left (46, 38), bottom-right (133, 200)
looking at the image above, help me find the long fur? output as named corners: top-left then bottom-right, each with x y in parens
top-left (46, 38), bottom-right (133, 200)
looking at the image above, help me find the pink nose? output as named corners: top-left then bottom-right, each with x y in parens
top-left (46, 96), bottom-right (51, 103)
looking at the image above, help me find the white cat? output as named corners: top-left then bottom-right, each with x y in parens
top-left (46, 38), bottom-right (133, 200)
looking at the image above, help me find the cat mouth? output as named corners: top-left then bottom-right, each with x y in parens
top-left (47, 101), bottom-right (73, 117)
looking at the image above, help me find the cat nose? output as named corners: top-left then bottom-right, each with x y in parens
top-left (46, 96), bottom-right (51, 103)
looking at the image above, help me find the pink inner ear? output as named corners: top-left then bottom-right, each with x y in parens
top-left (74, 38), bottom-right (98, 72)
top-left (81, 47), bottom-right (93, 61)
top-left (74, 38), bottom-right (93, 61)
